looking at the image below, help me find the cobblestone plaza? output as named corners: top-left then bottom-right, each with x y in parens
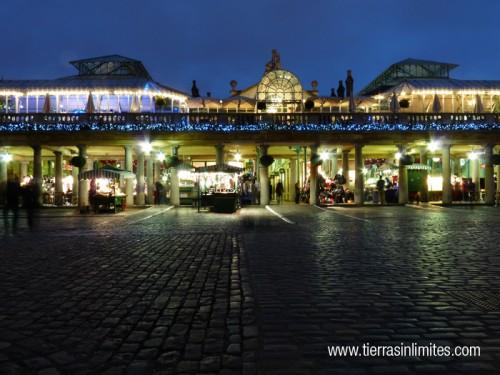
top-left (1, 204), bottom-right (500, 374)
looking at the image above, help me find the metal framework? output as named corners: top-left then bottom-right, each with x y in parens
top-left (256, 70), bottom-right (303, 112)
top-left (70, 55), bottom-right (151, 79)
top-left (359, 58), bottom-right (459, 96)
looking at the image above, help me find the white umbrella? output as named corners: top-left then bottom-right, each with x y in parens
top-left (130, 95), bottom-right (140, 113)
top-left (390, 92), bottom-right (400, 113)
top-left (42, 93), bottom-right (51, 113)
top-left (85, 93), bottom-right (95, 114)
top-left (432, 94), bottom-right (441, 113)
top-left (474, 94), bottom-right (484, 113)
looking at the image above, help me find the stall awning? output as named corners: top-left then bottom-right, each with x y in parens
top-left (79, 165), bottom-right (135, 179)
top-left (406, 163), bottom-right (431, 170)
top-left (195, 164), bottom-right (244, 173)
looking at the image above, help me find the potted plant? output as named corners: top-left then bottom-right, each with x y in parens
top-left (257, 101), bottom-right (267, 111)
top-left (165, 155), bottom-right (181, 168)
top-left (399, 154), bottom-right (414, 166)
top-left (259, 155), bottom-right (274, 167)
top-left (70, 156), bottom-right (86, 169)
top-left (399, 99), bottom-right (410, 108)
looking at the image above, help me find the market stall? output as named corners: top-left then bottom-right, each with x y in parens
top-left (195, 164), bottom-right (243, 213)
top-left (79, 165), bottom-right (135, 213)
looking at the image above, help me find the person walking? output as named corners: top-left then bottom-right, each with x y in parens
top-left (376, 175), bottom-right (385, 205)
top-left (253, 179), bottom-right (260, 205)
top-left (294, 182), bottom-right (300, 204)
top-left (22, 180), bottom-right (37, 230)
top-left (3, 174), bottom-right (21, 234)
top-left (275, 180), bottom-right (284, 204)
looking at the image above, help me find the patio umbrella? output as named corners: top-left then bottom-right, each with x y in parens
top-left (42, 93), bottom-right (51, 113)
top-left (130, 95), bottom-right (140, 113)
top-left (85, 93), bottom-right (95, 114)
top-left (432, 94), bottom-right (441, 113)
top-left (390, 92), bottom-right (400, 113)
top-left (474, 94), bottom-right (484, 113)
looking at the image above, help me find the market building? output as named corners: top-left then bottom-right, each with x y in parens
top-left (1, 51), bottom-right (500, 211)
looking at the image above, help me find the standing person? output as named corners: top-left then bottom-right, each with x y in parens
top-left (253, 179), bottom-right (260, 205)
top-left (376, 175), bottom-right (385, 205)
top-left (275, 180), bottom-right (284, 204)
top-left (294, 182), bottom-right (300, 204)
top-left (22, 180), bottom-right (37, 230)
top-left (3, 174), bottom-right (21, 235)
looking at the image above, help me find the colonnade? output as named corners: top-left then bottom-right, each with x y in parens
top-left (0, 142), bottom-right (499, 208)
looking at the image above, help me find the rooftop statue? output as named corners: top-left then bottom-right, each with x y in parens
top-left (191, 80), bottom-right (200, 98)
top-left (265, 49), bottom-right (282, 72)
top-left (346, 70), bottom-right (354, 98)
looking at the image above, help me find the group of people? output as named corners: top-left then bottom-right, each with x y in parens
top-left (1, 174), bottom-right (38, 234)
top-left (239, 178), bottom-right (285, 205)
top-left (239, 178), bottom-right (260, 205)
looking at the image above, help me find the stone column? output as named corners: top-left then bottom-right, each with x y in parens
top-left (471, 157), bottom-right (481, 201)
top-left (19, 161), bottom-right (28, 178)
top-left (496, 161), bottom-right (500, 204)
top-left (215, 144), bottom-right (224, 168)
top-left (32, 145), bottom-right (43, 206)
top-left (154, 160), bottom-right (161, 182)
top-left (398, 145), bottom-right (408, 204)
top-left (0, 156), bottom-right (7, 184)
top-left (354, 143), bottom-right (364, 205)
top-left (332, 150), bottom-right (338, 176)
top-left (136, 151), bottom-right (145, 205)
top-left (72, 164), bottom-right (79, 206)
top-left (54, 151), bottom-right (63, 206)
top-left (442, 144), bottom-right (452, 205)
top-left (259, 145), bottom-right (270, 206)
top-left (309, 145), bottom-right (318, 205)
top-left (484, 144), bottom-right (495, 205)
top-left (342, 149), bottom-right (350, 185)
top-left (170, 146), bottom-right (180, 206)
top-left (124, 145), bottom-right (134, 207)
top-left (76, 144), bottom-right (89, 209)
top-left (146, 156), bottom-right (154, 205)
top-left (170, 168), bottom-right (180, 206)
top-left (419, 147), bottom-right (428, 165)
top-left (289, 158), bottom-right (297, 202)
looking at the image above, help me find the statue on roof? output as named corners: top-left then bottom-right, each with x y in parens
top-left (191, 80), bottom-right (200, 98)
top-left (265, 49), bottom-right (282, 72)
top-left (345, 70), bottom-right (354, 98)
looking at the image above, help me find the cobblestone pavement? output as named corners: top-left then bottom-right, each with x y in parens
top-left (1, 205), bottom-right (500, 374)
top-left (244, 204), bottom-right (500, 374)
top-left (0, 207), bottom-right (257, 375)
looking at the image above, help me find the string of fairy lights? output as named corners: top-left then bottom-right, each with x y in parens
top-left (1, 122), bottom-right (500, 132)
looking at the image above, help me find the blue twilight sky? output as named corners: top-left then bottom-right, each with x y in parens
top-left (0, 0), bottom-right (499, 97)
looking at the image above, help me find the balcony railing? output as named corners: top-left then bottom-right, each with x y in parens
top-left (1, 112), bottom-right (500, 132)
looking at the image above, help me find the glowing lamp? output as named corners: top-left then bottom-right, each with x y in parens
top-left (156, 152), bottom-right (166, 162)
top-left (1, 153), bottom-right (12, 163)
top-left (140, 142), bottom-right (152, 154)
top-left (427, 140), bottom-right (440, 152)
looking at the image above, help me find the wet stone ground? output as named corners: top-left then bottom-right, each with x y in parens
top-left (1, 204), bottom-right (500, 374)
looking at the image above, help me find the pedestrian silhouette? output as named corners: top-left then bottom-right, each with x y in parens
top-left (3, 173), bottom-right (21, 235)
top-left (22, 180), bottom-right (38, 230)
